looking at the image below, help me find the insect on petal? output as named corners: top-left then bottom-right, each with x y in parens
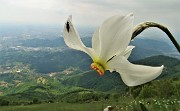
top-left (63, 16), bottom-right (97, 60)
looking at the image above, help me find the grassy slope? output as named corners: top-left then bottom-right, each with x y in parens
top-left (0, 97), bottom-right (179, 111)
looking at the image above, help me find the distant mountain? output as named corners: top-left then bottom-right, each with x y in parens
top-left (129, 38), bottom-right (177, 60)
top-left (133, 55), bottom-right (180, 78)
top-left (5, 36), bottom-right (178, 61)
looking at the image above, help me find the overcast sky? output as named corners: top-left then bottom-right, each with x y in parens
top-left (0, 0), bottom-right (179, 41)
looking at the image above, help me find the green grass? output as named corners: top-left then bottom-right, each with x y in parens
top-left (0, 98), bottom-right (179, 111)
top-left (0, 102), bottom-right (103, 111)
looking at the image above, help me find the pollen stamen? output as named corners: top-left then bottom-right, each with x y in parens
top-left (90, 63), bottom-right (105, 76)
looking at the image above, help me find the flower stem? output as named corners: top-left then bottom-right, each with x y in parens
top-left (132, 22), bottom-right (180, 53)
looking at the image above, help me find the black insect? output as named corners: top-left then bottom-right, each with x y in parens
top-left (66, 21), bottom-right (70, 32)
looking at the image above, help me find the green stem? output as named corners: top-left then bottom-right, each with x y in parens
top-left (132, 22), bottom-right (180, 53)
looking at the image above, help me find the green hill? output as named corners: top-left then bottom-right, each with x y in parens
top-left (0, 54), bottom-right (179, 106)
top-left (133, 55), bottom-right (180, 78)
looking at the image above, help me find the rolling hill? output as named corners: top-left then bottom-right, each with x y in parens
top-left (0, 55), bottom-right (179, 103)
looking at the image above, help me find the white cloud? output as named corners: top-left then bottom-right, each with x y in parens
top-left (0, 0), bottom-right (179, 38)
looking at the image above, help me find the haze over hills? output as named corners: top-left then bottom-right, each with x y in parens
top-left (0, 24), bottom-right (179, 57)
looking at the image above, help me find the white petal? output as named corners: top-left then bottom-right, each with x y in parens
top-left (63, 16), bottom-right (96, 59)
top-left (107, 56), bottom-right (164, 86)
top-left (98, 13), bottom-right (134, 62)
top-left (121, 46), bottom-right (135, 58)
top-left (92, 28), bottom-right (101, 56)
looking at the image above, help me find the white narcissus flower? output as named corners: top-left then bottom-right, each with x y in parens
top-left (63, 13), bottom-right (164, 86)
